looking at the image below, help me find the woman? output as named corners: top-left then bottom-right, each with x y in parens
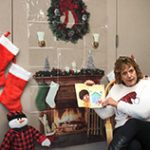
top-left (86, 56), bottom-right (150, 150)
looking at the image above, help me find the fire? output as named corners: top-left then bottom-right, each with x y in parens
top-left (54, 108), bottom-right (85, 126)
top-left (53, 108), bottom-right (87, 134)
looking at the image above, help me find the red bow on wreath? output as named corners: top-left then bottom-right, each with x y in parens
top-left (59, 0), bottom-right (79, 27)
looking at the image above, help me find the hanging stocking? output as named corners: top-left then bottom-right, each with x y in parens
top-left (0, 34), bottom-right (19, 87)
top-left (35, 83), bottom-right (49, 111)
top-left (0, 63), bottom-right (31, 111)
top-left (45, 81), bottom-right (59, 108)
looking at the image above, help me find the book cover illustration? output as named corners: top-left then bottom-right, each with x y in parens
top-left (75, 83), bottom-right (105, 108)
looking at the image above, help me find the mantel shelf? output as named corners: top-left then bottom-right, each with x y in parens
top-left (33, 75), bottom-right (104, 85)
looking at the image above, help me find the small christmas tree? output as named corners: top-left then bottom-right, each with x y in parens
top-left (44, 56), bottom-right (50, 71)
top-left (85, 49), bottom-right (96, 69)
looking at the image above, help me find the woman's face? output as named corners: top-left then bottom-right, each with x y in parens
top-left (120, 64), bottom-right (137, 87)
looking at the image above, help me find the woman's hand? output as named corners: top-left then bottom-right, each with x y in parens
top-left (84, 80), bottom-right (95, 86)
top-left (102, 97), bottom-right (118, 107)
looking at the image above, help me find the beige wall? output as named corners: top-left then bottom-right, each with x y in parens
top-left (0, 0), bottom-right (113, 143)
top-left (0, 0), bottom-right (149, 145)
top-left (0, 0), bottom-right (13, 142)
top-left (1, 0), bottom-right (150, 144)
top-left (0, 0), bottom-right (150, 144)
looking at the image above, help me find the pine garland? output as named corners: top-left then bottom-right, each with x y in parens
top-left (47, 0), bottom-right (90, 43)
top-left (34, 68), bottom-right (105, 77)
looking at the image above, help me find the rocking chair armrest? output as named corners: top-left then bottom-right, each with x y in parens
top-left (104, 80), bottom-right (116, 145)
top-left (105, 117), bottom-right (113, 144)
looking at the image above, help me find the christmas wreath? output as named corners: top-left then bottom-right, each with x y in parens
top-left (47, 0), bottom-right (90, 43)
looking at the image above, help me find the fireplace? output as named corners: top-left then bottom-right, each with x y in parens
top-left (34, 75), bottom-right (105, 147)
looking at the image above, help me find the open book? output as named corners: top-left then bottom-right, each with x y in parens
top-left (75, 83), bottom-right (105, 108)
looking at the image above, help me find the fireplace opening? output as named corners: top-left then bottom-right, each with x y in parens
top-left (54, 108), bottom-right (87, 135)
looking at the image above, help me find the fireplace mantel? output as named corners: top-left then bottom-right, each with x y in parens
top-left (33, 75), bottom-right (104, 108)
top-left (33, 75), bottom-right (103, 84)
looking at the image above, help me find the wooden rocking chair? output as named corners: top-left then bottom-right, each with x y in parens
top-left (104, 80), bottom-right (116, 144)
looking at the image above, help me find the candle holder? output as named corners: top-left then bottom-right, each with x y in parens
top-left (37, 31), bottom-right (46, 47)
top-left (92, 33), bottom-right (100, 49)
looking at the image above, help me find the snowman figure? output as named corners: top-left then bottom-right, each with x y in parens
top-left (0, 111), bottom-right (51, 150)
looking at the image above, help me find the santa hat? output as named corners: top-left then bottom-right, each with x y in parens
top-left (7, 111), bottom-right (27, 121)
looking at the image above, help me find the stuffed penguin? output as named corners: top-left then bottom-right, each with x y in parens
top-left (0, 111), bottom-right (51, 150)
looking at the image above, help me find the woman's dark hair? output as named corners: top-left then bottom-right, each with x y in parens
top-left (114, 56), bottom-right (143, 84)
top-left (79, 89), bottom-right (89, 100)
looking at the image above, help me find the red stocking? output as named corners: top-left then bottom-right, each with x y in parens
top-left (0, 63), bottom-right (31, 111)
top-left (0, 35), bottom-right (19, 86)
